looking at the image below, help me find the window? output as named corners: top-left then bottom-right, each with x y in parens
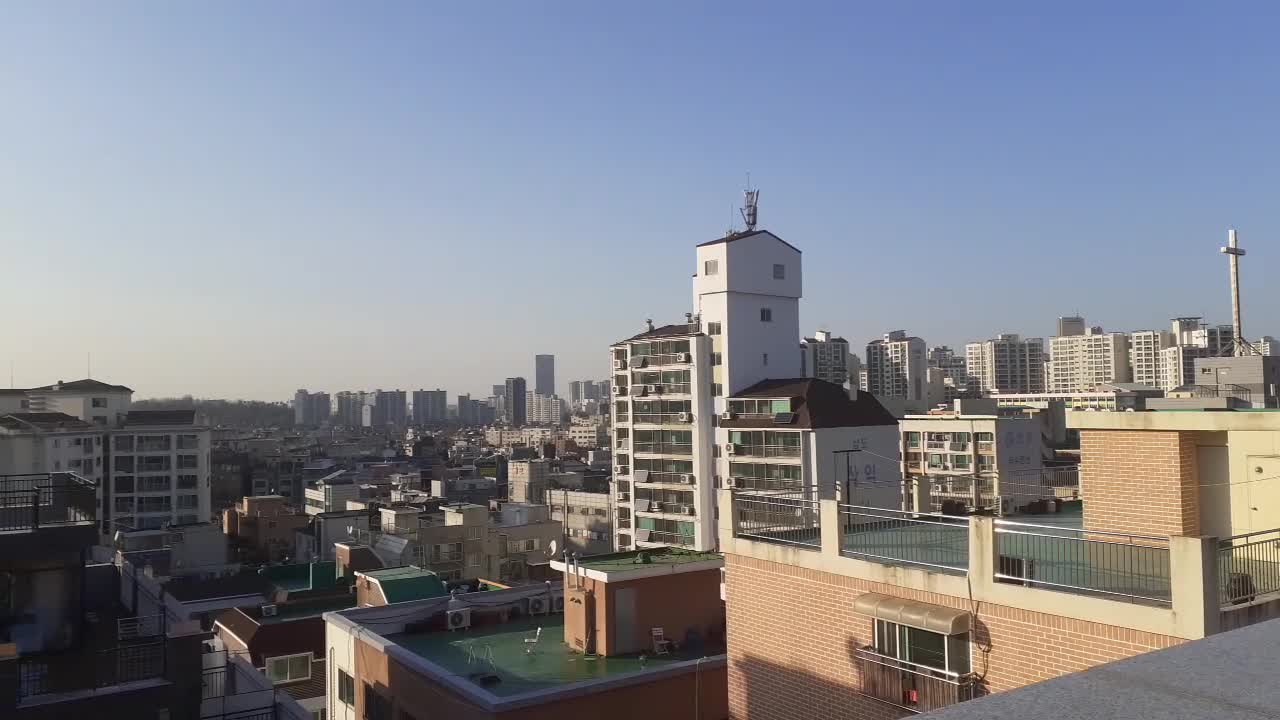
top-left (711, 352), bottom-right (722, 366)
top-left (466, 526), bottom-right (481, 540)
top-left (906, 432), bottom-right (921, 448)
top-left (176, 434), bottom-right (199, 450)
top-left (92, 398), bottom-right (108, 408)
top-left (178, 474), bottom-right (199, 489)
top-left (711, 383), bottom-right (723, 397)
top-left (114, 435), bottom-right (134, 452)
top-left (773, 263), bottom-right (785, 279)
top-left (115, 475), bottom-right (135, 493)
top-left (364, 684), bottom-right (392, 720)
top-left (177, 494), bottom-right (199, 509)
top-left (52, 439), bottom-right (60, 449)
top-left (873, 619), bottom-right (970, 675)
top-left (760, 308), bottom-right (772, 322)
top-left (177, 455), bottom-right (199, 470)
top-left (92, 415), bottom-right (107, 424)
top-left (114, 497), bottom-right (135, 514)
top-left (266, 653), bottom-right (312, 683)
top-left (707, 321), bottom-right (722, 336)
top-left (703, 259), bottom-right (718, 276)
top-left (466, 552), bottom-right (481, 567)
top-left (763, 353), bottom-right (769, 366)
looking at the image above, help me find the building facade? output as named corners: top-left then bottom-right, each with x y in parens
top-left (411, 389), bottom-right (448, 425)
top-left (800, 330), bottom-right (851, 388)
top-left (504, 377), bottom-right (528, 427)
top-left (108, 410), bottom-right (213, 531)
top-left (965, 334), bottom-right (1045, 394)
top-left (1048, 327), bottom-right (1132, 392)
top-left (535, 354), bottom-right (555, 396)
top-left (865, 331), bottom-right (927, 401)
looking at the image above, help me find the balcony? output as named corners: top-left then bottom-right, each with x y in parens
top-left (731, 488), bottom-right (821, 548)
top-left (635, 529), bottom-right (696, 547)
top-left (17, 639), bottom-right (166, 702)
top-left (0, 474), bottom-right (98, 559)
top-left (632, 413), bottom-right (692, 425)
top-left (854, 646), bottom-right (978, 713)
top-left (731, 444), bottom-right (801, 459)
top-left (632, 442), bottom-right (693, 457)
top-left (633, 470), bottom-right (695, 486)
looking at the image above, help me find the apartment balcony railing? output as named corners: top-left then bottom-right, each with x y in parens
top-left (731, 444), bottom-right (801, 459)
top-left (726, 476), bottom-right (804, 492)
top-left (430, 551), bottom-right (464, 564)
top-left (635, 529), bottom-right (696, 547)
top-left (854, 646), bottom-right (978, 713)
top-left (634, 470), bottom-right (696, 486)
top-left (635, 353), bottom-right (692, 366)
top-left (1219, 528), bottom-right (1280, 606)
top-left (632, 413), bottom-right (692, 425)
top-left (1183, 383), bottom-right (1252, 403)
top-left (632, 442), bottom-right (693, 456)
top-left (617, 517), bottom-right (631, 529)
top-left (731, 487), bottom-right (821, 548)
top-left (0, 472), bottom-right (97, 532)
top-left (840, 505), bottom-right (970, 574)
top-left (17, 640), bottom-right (166, 700)
top-left (993, 520), bottom-right (1171, 604)
top-left (926, 441), bottom-right (948, 450)
top-left (629, 382), bottom-right (692, 396)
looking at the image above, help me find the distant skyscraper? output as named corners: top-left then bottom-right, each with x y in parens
top-left (372, 390), bottom-right (407, 427)
top-left (569, 380), bottom-right (586, 404)
top-left (1057, 316), bottom-right (1086, 337)
top-left (865, 331), bottom-right (926, 401)
top-left (492, 384), bottom-right (506, 397)
top-left (1049, 327), bottom-right (1131, 392)
top-left (505, 377), bottom-right (527, 426)
top-left (294, 389), bottom-right (311, 426)
top-left (311, 392), bottom-right (331, 425)
top-left (535, 355), bottom-right (555, 396)
top-left (412, 389), bottom-right (448, 425)
top-left (800, 330), bottom-right (850, 388)
top-left (457, 394), bottom-right (473, 425)
top-left (335, 391), bottom-right (364, 427)
top-left (964, 335), bottom-right (1044, 394)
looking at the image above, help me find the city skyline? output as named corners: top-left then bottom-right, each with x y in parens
top-left (7, 4), bottom-right (1280, 400)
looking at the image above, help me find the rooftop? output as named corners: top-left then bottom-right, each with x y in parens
top-left (389, 615), bottom-right (705, 698)
top-left (921, 617), bottom-right (1280, 720)
top-left (0, 412), bottom-right (93, 431)
top-left (615, 322), bottom-right (701, 344)
top-left (572, 547), bottom-right (723, 576)
top-left (723, 379), bottom-right (897, 429)
top-left (695, 228), bottom-right (801, 253)
top-left (123, 409), bottom-right (198, 426)
top-left (27, 378), bottom-right (133, 394)
top-left (359, 566), bottom-right (448, 603)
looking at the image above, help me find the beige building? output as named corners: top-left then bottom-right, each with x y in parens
top-left (865, 330), bottom-right (927, 401)
top-left (508, 458), bottom-right (552, 503)
top-left (1129, 329), bottom-right (1173, 389)
top-left (964, 334), bottom-right (1045, 394)
top-left (548, 488), bottom-right (614, 555)
top-left (1048, 327), bottom-right (1132, 392)
top-left (716, 404), bottom-right (1280, 719)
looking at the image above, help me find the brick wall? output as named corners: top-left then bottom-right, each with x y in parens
top-left (724, 554), bottom-right (1183, 720)
top-left (1080, 430), bottom-right (1200, 537)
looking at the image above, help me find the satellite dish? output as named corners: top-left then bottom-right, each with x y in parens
top-left (546, 539), bottom-right (558, 558)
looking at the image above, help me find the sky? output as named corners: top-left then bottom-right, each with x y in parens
top-left (4, 2), bottom-right (1280, 401)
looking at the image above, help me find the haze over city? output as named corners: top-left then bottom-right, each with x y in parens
top-left (6, 3), bottom-right (1279, 400)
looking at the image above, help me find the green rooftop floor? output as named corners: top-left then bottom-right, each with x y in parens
top-left (389, 615), bottom-right (703, 697)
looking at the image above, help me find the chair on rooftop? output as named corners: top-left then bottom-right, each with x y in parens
top-left (651, 627), bottom-right (672, 655)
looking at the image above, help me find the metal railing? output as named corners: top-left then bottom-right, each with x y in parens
top-left (993, 520), bottom-right (1171, 604)
top-left (636, 529), bottom-right (696, 547)
top-left (854, 646), bottom-right (978, 713)
top-left (727, 476), bottom-right (804, 492)
top-left (18, 640), bottom-right (166, 699)
top-left (1218, 527), bottom-right (1280, 605)
top-left (634, 353), bottom-right (690, 366)
top-left (732, 487), bottom-right (821, 549)
top-left (118, 613), bottom-right (166, 640)
top-left (632, 442), bottom-right (693, 456)
top-left (1182, 383), bottom-right (1252, 402)
top-left (733, 444), bottom-right (802, 459)
top-left (632, 413), bottom-right (691, 425)
top-left (202, 667), bottom-right (228, 699)
top-left (0, 472), bottom-right (97, 532)
top-left (634, 470), bottom-right (694, 485)
top-left (840, 505), bottom-right (969, 573)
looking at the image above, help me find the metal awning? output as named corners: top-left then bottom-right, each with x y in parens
top-left (852, 593), bottom-right (970, 635)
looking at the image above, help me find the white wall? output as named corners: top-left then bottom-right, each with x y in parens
top-left (812, 426), bottom-right (901, 507)
top-left (326, 616), bottom-right (357, 720)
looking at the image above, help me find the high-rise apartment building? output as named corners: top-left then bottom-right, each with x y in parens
top-left (865, 331), bottom-right (927, 401)
top-left (1048, 326), bottom-right (1132, 392)
top-left (1257, 336), bottom-right (1279, 356)
top-left (334, 391), bottom-right (365, 428)
top-left (108, 410), bottom-right (212, 531)
top-left (456, 394), bottom-right (473, 425)
top-left (411, 389), bottom-right (448, 425)
top-left (800, 330), bottom-right (851, 388)
top-left (525, 392), bottom-right (565, 426)
top-left (1128, 329), bottom-right (1173, 389)
top-left (504, 378), bottom-right (527, 426)
top-left (965, 334), bottom-right (1045, 394)
top-left (610, 228), bottom-right (804, 552)
top-left (535, 354), bottom-right (555, 396)
top-left (1056, 315), bottom-right (1086, 337)
top-left (370, 389), bottom-right (407, 428)
top-left (293, 389), bottom-right (331, 426)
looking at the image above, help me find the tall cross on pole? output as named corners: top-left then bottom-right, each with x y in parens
top-left (1219, 228), bottom-right (1255, 356)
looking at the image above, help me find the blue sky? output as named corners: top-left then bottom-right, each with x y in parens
top-left (4, 3), bottom-right (1279, 400)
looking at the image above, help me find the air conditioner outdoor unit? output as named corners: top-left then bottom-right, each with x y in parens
top-left (682, 506), bottom-right (695, 515)
top-left (720, 411), bottom-right (736, 421)
top-left (528, 596), bottom-right (549, 615)
top-left (680, 473), bottom-right (695, 484)
top-left (651, 502), bottom-right (665, 512)
top-left (733, 477), bottom-right (748, 489)
top-left (447, 608), bottom-right (472, 630)
top-left (647, 384), bottom-right (663, 394)
top-left (614, 359), bottom-right (626, 370)
top-left (260, 605), bottom-right (278, 617)
top-left (676, 353), bottom-right (691, 362)
top-left (725, 443), bottom-right (740, 456)
top-left (678, 412), bottom-right (692, 423)
top-left (553, 594), bottom-right (565, 613)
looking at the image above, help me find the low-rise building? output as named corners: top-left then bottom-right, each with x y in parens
top-left (548, 488), bottom-right (614, 555)
top-left (223, 495), bottom-right (310, 562)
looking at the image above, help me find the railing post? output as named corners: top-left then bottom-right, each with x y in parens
top-left (820, 500), bottom-right (840, 558)
top-left (30, 489), bottom-right (39, 530)
top-left (968, 516), bottom-right (995, 595)
top-left (1169, 535), bottom-right (1220, 639)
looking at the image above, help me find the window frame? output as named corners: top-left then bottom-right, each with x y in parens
top-left (773, 263), bottom-right (785, 279)
top-left (760, 308), bottom-right (772, 322)
top-left (265, 652), bottom-right (312, 684)
top-left (872, 619), bottom-right (970, 675)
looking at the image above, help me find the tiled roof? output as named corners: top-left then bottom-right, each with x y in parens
top-left (0, 412), bottom-right (93, 431)
top-left (28, 379), bottom-right (133, 393)
top-left (722, 379), bottom-right (897, 429)
top-left (615, 323), bottom-right (701, 345)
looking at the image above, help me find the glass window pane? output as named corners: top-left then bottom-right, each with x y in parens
top-left (904, 627), bottom-right (947, 670)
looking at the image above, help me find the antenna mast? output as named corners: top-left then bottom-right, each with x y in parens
top-left (740, 175), bottom-right (759, 232)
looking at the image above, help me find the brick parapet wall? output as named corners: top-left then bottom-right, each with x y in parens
top-left (1080, 430), bottom-right (1200, 537)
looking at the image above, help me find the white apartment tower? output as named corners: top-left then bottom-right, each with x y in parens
top-left (964, 334), bottom-right (1045, 394)
top-left (609, 229), bottom-right (802, 552)
top-left (1048, 327), bottom-right (1132, 392)
top-left (865, 331), bottom-right (927, 401)
top-left (800, 330), bottom-right (850, 388)
top-left (1128, 330), bottom-right (1173, 389)
top-left (108, 410), bottom-right (212, 532)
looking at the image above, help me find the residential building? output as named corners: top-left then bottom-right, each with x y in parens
top-left (965, 334), bottom-right (1045, 394)
top-left (303, 472), bottom-right (358, 516)
top-left (0, 413), bottom-right (105, 489)
top-left (548, 488), bottom-right (614, 554)
top-left (1160, 343), bottom-right (1208, 391)
top-left (504, 377), bottom-right (527, 426)
top-left (293, 389), bottom-right (331, 426)
top-left (526, 392), bottom-right (566, 426)
top-left (865, 331), bottom-right (927, 402)
top-left (1127, 329), bottom-right (1173, 389)
top-left (223, 495), bottom-right (310, 562)
top-left (107, 409), bottom-right (212, 532)
top-left (296, 509), bottom-right (369, 562)
top-left (1056, 315), bottom-right (1086, 337)
top-left (325, 547), bottom-right (727, 720)
top-left (507, 459), bottom-right (552, 503)
top-left (929, 346), bottom-right (971, 395)
top-left (990, 383), bottom-right (1163, 411)
top-left (569, 380), bottom-right (587, 404)
top-left (900, 399), bottom-right (1062, 514)
top-left (351, 565), bottom-right (449, 606)
top-left (535, 354), bottom-right (555, 396)
top-left (1048, 326), bottom-right (1132, 392)
top-left (334, 391), bottom-right (365, 428)
top-left (567, 417), bottom-right (608, 449)
top-left (1193, 355), bottom-right (1280, 408)
top-left (847, 352), bottom-right (863, 391)
top-left (371, 389), bottom-right (407, 428)
top-left (23, 378), bottom-right (133, 426)
top-left (715, 402), bottom-right (1280, 720)
top-left (411, 389), bottom-right (447, 425)
top-left (800, 329), bottom-right (851, 388)
top-left (1256, 335), bottom-right (1279, 356)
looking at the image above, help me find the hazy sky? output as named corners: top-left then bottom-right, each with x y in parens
top-left (5, 3), bottom-right (1280, 401)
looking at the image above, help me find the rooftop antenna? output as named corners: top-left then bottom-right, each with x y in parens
top-left (87, 352), bottom-right (92, 379)
top-left (1220, 228), bottom-right (1259, 356)
top-left (740, 174), bottom-right (759, 232)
